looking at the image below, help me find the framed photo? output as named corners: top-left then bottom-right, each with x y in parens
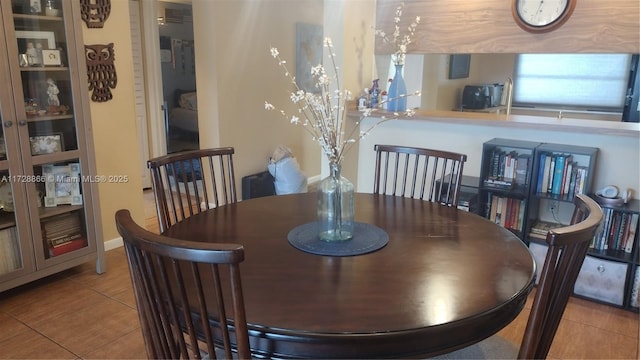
top-left (43, 163), bottom-right (82, 207)
top-left (42, 49), bottom-right (61, 66)
top-left (30, 0), bottom-right (42, 14)
top-left (449, 54), bottom-right (471, 79)
top-left (30, 133), bottom-right (64, 155)
top-left (15, 30), bottom-right (56, 50)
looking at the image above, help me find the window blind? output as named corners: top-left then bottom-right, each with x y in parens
top-left (513, 54), bottom-right (631, 110)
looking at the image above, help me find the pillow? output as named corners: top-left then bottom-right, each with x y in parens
top-left (179, 92), bottom-right (197, 110)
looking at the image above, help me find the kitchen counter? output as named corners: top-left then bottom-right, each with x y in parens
top-left (349, 109), bottom-right (640, 137)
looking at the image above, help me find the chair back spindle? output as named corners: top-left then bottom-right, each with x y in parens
top-left (373, 144), bottom-right (467, 207)
top-left (148, 147), bottom-right (237, 232)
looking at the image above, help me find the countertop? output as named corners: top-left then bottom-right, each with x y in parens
top-left (349, 108), bottom-right (640, 138)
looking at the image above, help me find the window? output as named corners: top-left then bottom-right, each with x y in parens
top-left (513, 54), bottom-right (632, 111)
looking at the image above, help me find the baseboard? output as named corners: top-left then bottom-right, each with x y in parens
top-left (307, 174), bottom-right (321, 191)
top-left (104, 237), bottom-right (123, 251)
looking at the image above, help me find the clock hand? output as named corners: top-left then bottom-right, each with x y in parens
top-left (534, 0), bottom-right (545, 21)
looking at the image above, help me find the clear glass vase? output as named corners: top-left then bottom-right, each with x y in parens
top-left (317, 162), bottom-right (354, 241)
top-left (387, 64), bottom-right (407, 112)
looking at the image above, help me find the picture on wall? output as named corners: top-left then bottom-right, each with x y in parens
top-left (295, 23), bottom-right (323, 93)
top-left (449, 54), bottom-right (471, 79)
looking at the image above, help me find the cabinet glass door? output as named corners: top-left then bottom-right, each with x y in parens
top-left (5, 0), bottom-right (93, 266)
top-left (0, 166), bottom-right (26, 277)
top-left (0, 12), bottom-right (36, 279)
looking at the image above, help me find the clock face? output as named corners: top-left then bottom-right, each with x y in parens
top-left (516, 0), bottom-right (569, 27)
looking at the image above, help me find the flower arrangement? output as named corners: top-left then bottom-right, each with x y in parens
top-left (265, 38), bottom-right (418, 166)
top-left (374, 2), bottom-right (421, 65)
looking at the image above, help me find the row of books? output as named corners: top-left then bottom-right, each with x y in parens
top-left (41, 212), bottom-right (87, 257)
top-left (528, 220), bottom-right (564, 240)
top-left (487, 194), bottom-right (526, 232)
top-left (484, 149), bottom-right (531, 189)
top-left (535, 152), bottom-right (588, 197)
top-left (0, 227), bottom-right (20, 275)
top-left (591, 209), bottom-right (638, 253)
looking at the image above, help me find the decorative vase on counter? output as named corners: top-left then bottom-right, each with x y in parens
top-left (387, 64), bottom-right (407, 112)
top-left (317, 162), bottom-right (354, 241)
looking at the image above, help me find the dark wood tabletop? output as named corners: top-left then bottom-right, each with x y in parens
top-left (164, 192), bottom-right (535, 358)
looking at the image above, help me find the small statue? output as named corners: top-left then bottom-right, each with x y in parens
top-left (25, 42), bottom-right (39, 66)
top-left (46, 78), bottom-right (60, 106)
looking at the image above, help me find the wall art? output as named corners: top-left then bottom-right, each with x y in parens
top-left (295, 23), bottom-right (323, 93)
top-left (80, 0), bottom-right (111, 28)
top-left (85, 43), bottom-right (117, 102)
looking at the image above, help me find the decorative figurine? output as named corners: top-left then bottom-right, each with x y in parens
top-left (46, 78), bottom-right (60, 106)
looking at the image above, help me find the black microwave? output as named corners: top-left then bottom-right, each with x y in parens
top-left (462, 84), bottom-right (503, 110)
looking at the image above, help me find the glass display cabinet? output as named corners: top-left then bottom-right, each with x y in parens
top-left (0, 0), bottom-right (102, 291)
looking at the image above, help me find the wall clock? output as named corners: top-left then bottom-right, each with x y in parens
top-left (512, 0), bottom-right (576, 33)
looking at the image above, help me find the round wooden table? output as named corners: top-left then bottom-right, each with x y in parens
top-left (164, 192), bottom-right (535, 358)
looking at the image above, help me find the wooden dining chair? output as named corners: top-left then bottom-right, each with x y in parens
top-left (436, 193), bottom-right (604, 359)
top-left (148, 147), bottom-right (237, 233)
top-left (115, 209), bottom-right (251, 360)
top-left (373, 144), bottom-right (467, 206)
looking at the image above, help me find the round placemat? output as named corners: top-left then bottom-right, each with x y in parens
top-left (287, 222), bottom-right (389, 256)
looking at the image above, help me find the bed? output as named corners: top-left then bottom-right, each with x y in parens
top-left (168, 89), bottom-right (198, 134)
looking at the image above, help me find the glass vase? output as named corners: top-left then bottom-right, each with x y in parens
top-left (387, 64), bottom-right (407, 112)
top-left (317, 162), bottom-right (354, 241)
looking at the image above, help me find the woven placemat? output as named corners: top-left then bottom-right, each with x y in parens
top-left (287, 222), bottom-right (389, 257)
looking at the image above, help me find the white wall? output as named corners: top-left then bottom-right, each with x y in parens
top-left (356, 117), bottom-right (640, 197)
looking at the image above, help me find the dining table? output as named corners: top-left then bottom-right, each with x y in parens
top-left (164, 192), bottom-right (536, 358)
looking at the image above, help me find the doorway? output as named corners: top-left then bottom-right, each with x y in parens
top-left (131, 0), bottom-right (199, 189)
top-left (157, 1), bottom-right (199, 152)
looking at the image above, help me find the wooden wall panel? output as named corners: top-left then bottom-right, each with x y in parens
top-left (375, 0), bottom-right (639, 54)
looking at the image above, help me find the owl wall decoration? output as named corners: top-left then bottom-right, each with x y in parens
top-left (80, 0), bottom-right (111, 28)
top-left (85, 43), bottom-right (117, 102)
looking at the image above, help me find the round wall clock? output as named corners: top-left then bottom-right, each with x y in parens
top-left (512, 0), bottom-right (576, 33)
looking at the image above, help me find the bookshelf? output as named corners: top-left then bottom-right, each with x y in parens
top-left (479, 139), bottom-right (638, 312)
top-left (581, 198), bottom-right (639, 311)
top-left (477, 138), bottom-right (541, 241)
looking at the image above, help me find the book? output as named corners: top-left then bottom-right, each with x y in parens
top-left (536, 152), bottom-right (547, 193)
top-left (509, 199), bottom-right (520, 231)
top-left (606, 212), bottom-right (621, 250)
top-left (483, 178), bottom-right (514, 189)
top-left (574, 167), bottom-right (588, 195)
top-left (529, 220), bottom-right (563, 240)
top-left (617, 213), bottom-right (630, 251)
top-left (490, 194), bottom-right (498, 223)
top-left (515, 153), bottom-right (530, 186)
top-left (490, 149), bottom-right (501, 179)
top-left (551, 154), bottom-right (565, 195)
top-left (562, 159), bottom-right (573, 195)
top-left (517, 200), bottom-right (525, 232)
top-left (505, 151), bottom-right (518, 181)
top-left (567, 165), bottom-right (578, 199)
top-left (496, 197), bottom-right (505, 226)
top-left (49, 233), bottom-right (83, 247)
top-left (49, 238), bottom-right (87, 257)
top-left (504, 198), bottom-right (513, 229)
top-left (498, 151), bottom-right (507, 180)
top-left (547, 155), bottom-right (555, 194)
top-left (625, 213), bottom-right (638, 253)
top-left (598, 208), bottom-right (614, 250)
